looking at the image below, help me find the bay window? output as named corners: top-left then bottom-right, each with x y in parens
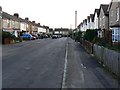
top-left (112, 28), bottom-right (120, 42)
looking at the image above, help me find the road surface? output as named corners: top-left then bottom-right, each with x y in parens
top-left (2, 37), bottom-right (119, 89)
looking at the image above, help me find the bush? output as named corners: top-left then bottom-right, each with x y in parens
top-left (2, 31), bottom-right (16, 44)
top-left (83, 29), bottom-right (97, 42)
top-left (74, 31), bottom-right (82, 42)
top-left (2, 31), bottom-right (15, 39)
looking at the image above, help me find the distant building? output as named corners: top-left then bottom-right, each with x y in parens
top-left (49, 28), bottom-right (53, 35)
top-left (54, 28), bottom-right (69, 36)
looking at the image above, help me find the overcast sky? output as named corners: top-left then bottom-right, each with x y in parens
top-left (1, 0), bottom-right (111, 28)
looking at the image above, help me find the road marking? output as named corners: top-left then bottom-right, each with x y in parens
top-left (81, 64), bottom-right (87, 69)
top-left (61, 43), bottom-right (68, 89)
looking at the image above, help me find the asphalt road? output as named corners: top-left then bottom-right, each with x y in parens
top-left (2, 37), bottom-right (119, 89)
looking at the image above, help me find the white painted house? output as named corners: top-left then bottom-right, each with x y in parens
top-left (20, 18), bottom-right (27, 32)
top-left (94, 9), bottom-right (99, 29)
top-left (38, 25), bottom-right (46, 33)
top-left (87, 16), bottom-right (90, 29)
top-left (90, 14), bottom-right (94, 29)
top-left (80, 23), bottom-right (84, 32)
top-left (83, 19), bottom-right (87, 31)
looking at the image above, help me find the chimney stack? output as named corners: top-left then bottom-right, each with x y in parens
top-left (38, 23), bottom-right (40, 25)
top-left (25, 17), bottom-right (29, 21)
top-left (32, 21), bottom-right (35, 23)
top-left (14, 13), bottom-right (19, 18)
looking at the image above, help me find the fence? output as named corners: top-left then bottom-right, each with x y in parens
top-left (93, 44), bottom-right (120, 77)
top-left (81, 39), bottom-right (93, 54)
top-left (80, 39), bottom-right (120, 77)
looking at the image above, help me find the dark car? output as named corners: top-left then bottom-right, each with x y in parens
top-left (32, 34), bottom-right (38, 39)
top-left (52, 35), bottom-right (57, 39)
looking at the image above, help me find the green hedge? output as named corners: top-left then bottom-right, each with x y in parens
top-left (2, 31), bottom-right (15, 39)
top-left (83, 29), bottom-right (97, 42)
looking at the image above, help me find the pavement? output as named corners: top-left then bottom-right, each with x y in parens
top-left (2, 37), bottom-right (119, 89)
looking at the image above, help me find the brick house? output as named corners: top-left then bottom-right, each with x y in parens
top-left (31, 21), bottom-right (38, 34)
top-left (108, 0), bottom-right (120, 45)
top-left (2, 12), bottom-right (14, 33)
top-left (98, 4), bottom-right (109, 43)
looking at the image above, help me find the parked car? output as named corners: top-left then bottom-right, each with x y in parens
top-left (52, 35), bottom-right (57, 39)
top-left (32, 34), bottom-right (38, 39)
top-left (21, 33), bottom-right (33, 40)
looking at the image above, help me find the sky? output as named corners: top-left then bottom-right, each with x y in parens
top-left (1, 0), bottom-right (111, 29)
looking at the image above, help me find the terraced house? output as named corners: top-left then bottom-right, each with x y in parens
top-left (86, 16), bottom-right (90, 29)
top-left (2, 12), bottom-right (15, 35)
top-left (13, 13), bottom-right (21, 37)
top-left (89, 14), bottom-right (94, 29)
top-left (93, 9), bottom-right (102, 38)
top-left (108, 0), bottom-right (120, 45)
top-left (98, 4), bottom-right (109, 42)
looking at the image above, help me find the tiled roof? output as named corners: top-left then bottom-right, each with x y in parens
top-left (55, 28), bottom-right (69, 31)
top-left (90, 14), bottom-right (94, 22)
top-left (87, 16), bottom-right (90, 22)
top-left (94, 9), bottom-right (100, 17)
top-left (2, 11), bottom-right (14, 19)
top-left (49, 28), bottom-right (53, 32)
top-left (101, 4), bottom-right (109, 16)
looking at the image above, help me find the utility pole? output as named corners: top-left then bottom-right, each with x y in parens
top-left (75, 10), bottom-right (77, 29)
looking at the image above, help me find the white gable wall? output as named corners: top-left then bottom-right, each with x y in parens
top-left (94, 13), bottom-right (99, 29)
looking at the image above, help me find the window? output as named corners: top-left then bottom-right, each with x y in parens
top-left (111, 10), bottom-right (113, 16)
top-left (116, 7), bottom-right (119, 21)
top-left (103, 16), bottom-right (105, 26)
top-left (100, 18), bottom-right (102, 26)
top-left (112, 28), bottom-right (120, 42)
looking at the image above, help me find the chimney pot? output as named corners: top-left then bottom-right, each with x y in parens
top-left (14, 13), bottom-right (19, 18)
top-left (32, 21), bottom-right (35, 23)
top-left (25, 17), bottom-right (29, 21)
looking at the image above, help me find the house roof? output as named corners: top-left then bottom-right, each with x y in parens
top-left (2, 11), bottom-right (22, 22)
top-left (19, 18), bottom-right (26, 22)
top-left (110, 23), bottom-right (120, 27)
top-left (54, 28), bottom-right (69, 31)
top-left (87, 16), bottom-right (90, 22)
top-left (2, 11), bottom-right (14, 19)
top-left (94, 9), bottom-right (100, 17)
top-left (85, 19), bottom-right (87, 24)
top-left (90, 14), bottom-right (94, 22)
top-left (49, 28), bottom-right (53, 32)
top-left (100, 4), bottom-right (109, 16)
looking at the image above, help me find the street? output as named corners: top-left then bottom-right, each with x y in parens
top-left (2, 37), bottom-right (119, 89)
